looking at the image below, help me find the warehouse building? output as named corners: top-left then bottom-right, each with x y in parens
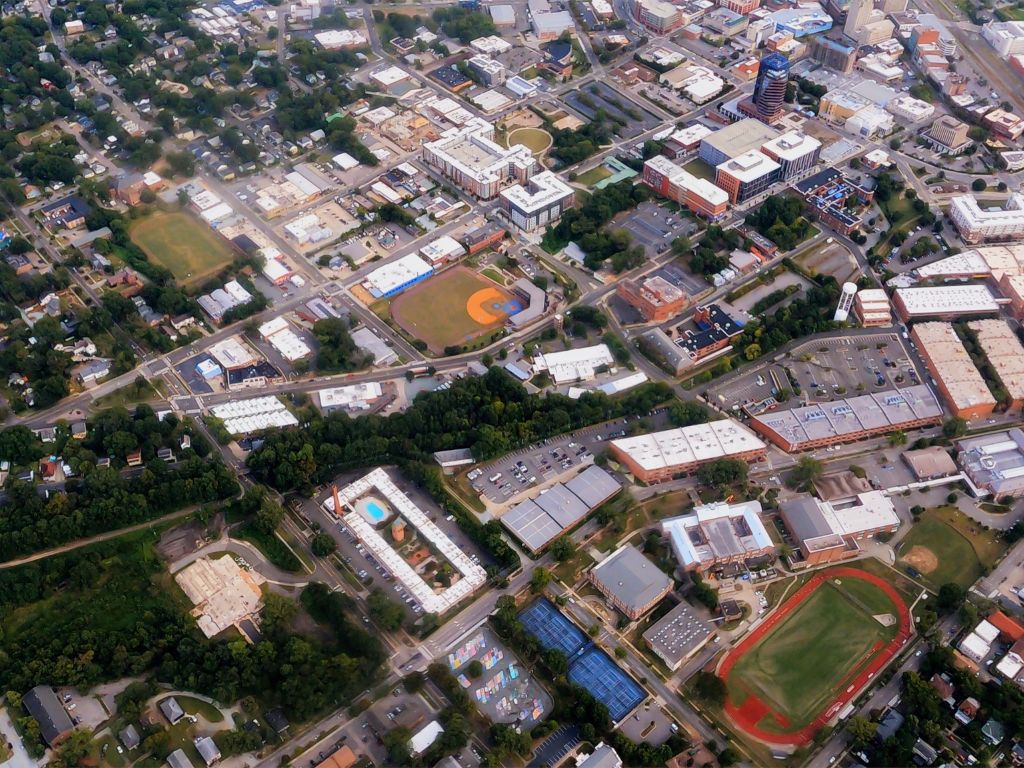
top-left (892, 285), bottom-right (1000, 321)
top-left (902, 446), bottom-right (958, 480)
top-left (641, 600), bottom-right (714, 670)
top-left (780, 491), bottom-right (899, 567)
top-left (958, 428), bottom-right (1024, 498)
top-left (749, 384), bottom-right (943, 452)
top-left (501, 465), bottom-right (621, 553)
top-left (916, 244), bottom-right (1024, 282)
top-left (911, 322), bottom-right (997, 420)
top-left (362, 254), bottom-right (434, 298)
top-left (589, 544), bottom-right (673, 619)
top-left (499, 171), bottom-right (575, 232)
top-left (661, 500), bottom-right (775, 574)
top-left (610, 420), bottom-right (767, 484)
top-left (968, 319), bottom-right (1024, 409)
top-left (533, 344), bottom-right (615, 384)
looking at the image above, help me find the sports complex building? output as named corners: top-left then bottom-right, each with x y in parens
top-left (609, 420), bottom-right (767, 484)
top-left (749, 384), bottom-right (943, 452)
top-left (518, 599), bottom-right (646, 722)
top-left (325, 468), bottom-right (487, 614)
top-left (501, 465), bottom-right (620, 553)
top-left (661, 500), bottom-right (775, 575)
top-left (780, 491), bottom-right (900, 567)
top-left (588, 544), bottom-right (673, 620)
top-left (958, 428), bottom-right (1024, 498)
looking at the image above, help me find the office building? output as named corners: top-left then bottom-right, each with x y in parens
top-left (698, 119), bottom-right (780, 166)
top-left (854, 288), bottom-right (892, 326)
top-left (610, 420), bottom-right (767, 484)
top-left (705, 7), bottom-right (748, 36)
top-left (958, 428), bottom-right (1024, 498)
top-left (663, 124), bottom-right (715, 159)
top-left (629, 0), bottom-right (682, 32)
top-left (892, 284), bottom-right (1000, 321)
top-left (887, 95), bottom-right (935, 122)
top-left (911, 322), bottom-right (996, 420)
top-left (499, 171), bottom-right (575, 232)
top-left (616, 275), bottom-right (688, 322)
top-left (719, 0), bottom-right (760, 13)
top-left (780, 491), bottom-right (899, 566)
top-left (738, 52), bottom-right (790, 124)
top-left (642, 155), bottom-right (729, 220)
top-left (925, 115), bottom-right (972, 155)
top-left (967, 319), bottom-right (1024, 409)
top-left (749, 385), bottom-right (943, 452)
top-left (589, 545), bottom-right (673, 619)
top-left (529, 0), bottom-right (575, 39)
top-left (661, 500), bottom-right (775, 574)
top-left (677, 303), bottom-right (745, 363)
top-left (950, 194), bottom-right (1024, 244)
top-left (642, 601), bottom-right (714, 670)
top-left (809, 35), bottom-right (856, 72)
top-left (759, 131), bottom-right (821, 180)
top-left (983, 109), bottom-right (1024, 141)
top-left (982, 20), bottom-right (1024, 57)
top-left (844, 0), bottom-right (872, 39)
top-left (767, 4), bottom-right (833, 37)
top-left (715, 150), bottom-right (781, 203)
top-left (422, 117), bottom-right (536, 199)
top-left (467, 55), bottom-right (506, 86)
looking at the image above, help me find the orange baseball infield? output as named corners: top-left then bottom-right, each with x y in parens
top-left (390, 267), bottom-right (521, 354)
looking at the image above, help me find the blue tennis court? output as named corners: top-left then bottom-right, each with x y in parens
top-left (518, 599), bottom-right (587, 658)
top-left (570, 647), bottom-right (646, 722)
top-left (518, 599), bottom-right (646, 722)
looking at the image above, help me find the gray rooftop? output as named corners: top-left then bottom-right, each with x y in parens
top-left (579, 743), bottom-right (623, 768)
top-left (958, 428), bottom-right (1024, 496)
top-left (167, 749), bottom-right (195, 768)
top-left (779, 496), bottom-right (845, 553)
top-left (565, 465), bottom-right (621, 508)
top-left (159, 696), bottom-right (185, 723)
top-left (591, 545), bottom-right (673, 614)
top-left (536, 484), bottom-right (589, 527)
top-left (195, 736), bottom-right (221, 766)
top-left (642, 600), bottom-right (714, 668)
top-left (23, 685), bottom-right (74, 746)
top-left (752, 385), bottom-right (942, 448)
top-left (119, 724), bottom-right (141, 750)
top-left (502, 499), bottom-right (563, 552)
top-left (701, 119), bottom-right (781, 160)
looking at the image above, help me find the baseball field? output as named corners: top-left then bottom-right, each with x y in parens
top-left (129, 210), bottom-right (236, 285)
top-left (390, 267), bottom-right (521, 353)
top-left (720, 566), bottom-right (912, 746)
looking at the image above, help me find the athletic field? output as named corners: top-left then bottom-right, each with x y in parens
top-left (129, 210), bottom-right (236, 285)
top-left (390, 267), bottom-right (521, 353)
top-left (720, 567), bottom-right (911, 746)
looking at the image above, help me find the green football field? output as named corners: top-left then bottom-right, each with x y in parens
top-left (726, 581), bottom-right (896, 730)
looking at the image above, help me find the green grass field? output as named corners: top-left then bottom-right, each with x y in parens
top-left (897, 506), bottom-right (1006, 588)
top-left (727, 581), bottom-right (896, 730)
top-left (129, 210), bottom-right (236, 285)
top-left (507, 127), bottom-right (553, 154)
top-left (390, 267), bottom-right (516, 354)
top-left (683, 158), bottom-right (717, 182)
top-left (576, 166), bottom-right (613, 187)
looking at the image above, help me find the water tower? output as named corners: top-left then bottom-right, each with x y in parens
top-left (833, 282), bottom-right (857, 322)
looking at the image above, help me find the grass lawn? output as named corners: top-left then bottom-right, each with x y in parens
top-left (173, 694), bottom-right (225, 723)
top-left (897, 506), bottom-right (1006, 589)
top-left (879, 194), bottom-right (916, 227)
top-left (683, 158), bottom-right (717, 182)
top-left (235, 523), bottom-right (303, 572)
top-left (507, 127), bottom-right (552, 155)
top-left (727, 580), bottom-right (895, 731)
top-left (553, 549), bottom-right (595, 584)
top-left (94, 377), bottom-right (166, 408)
top-left (95, 734), bottom-right (125, 768)
top-left (129, 210), bottom-right (236, 285)
top-left (481, 267), bottom-right (508, 286)
top-left (390, 266), bottom-right (518, 354)
top-left (997, 5), bottom-right (1024, 20)
top-left (576, 165), bottom-right (613, 187)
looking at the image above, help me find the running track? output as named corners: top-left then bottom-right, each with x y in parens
top-left (717, 566), bottom-right (913, 747)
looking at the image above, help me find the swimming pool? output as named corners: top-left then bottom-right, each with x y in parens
top-left (365, 500), bottom-right (387, 523)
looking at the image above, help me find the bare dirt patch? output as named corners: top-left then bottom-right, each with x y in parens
top-left (903, 545), bottom-right (938, 574)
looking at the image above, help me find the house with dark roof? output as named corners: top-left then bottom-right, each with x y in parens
top-left (265, 707), bottom-right (289, 734)
top-left (22, 685), bottom-right (74, 746)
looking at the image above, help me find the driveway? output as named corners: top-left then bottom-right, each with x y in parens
top-left (0, 707), bottom-right (36, 768)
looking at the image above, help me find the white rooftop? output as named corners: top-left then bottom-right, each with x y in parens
top-left (533, 344), bottom-right (614, 384)
top-left (611, 420), bottom-right (766, 471)
top-left (500, 171), bottom-right (574, 214)
top-left (895, 284), bottom-right (999, 315)
top-left (717, 149), bottom-right (781, 183)
top-left (363, 253), bottom-right (433, 296)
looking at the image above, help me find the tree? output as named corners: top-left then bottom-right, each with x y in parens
top-left (971, 178), bottom-right (987, 192)
top-left (310, 533), bottom-right (337, 556)
top-left (692, 671), bottom-right (726, 706)
top-left (368, 590), bottom-right (405, 631)
top-left (404, 671), bottom-right (425, 692)
top-left (888, 430), bottom-right (907, 446)
top-left (847, 715), bottom-right (877, 748)
top-left (467, 659), bottom-right (484, 678)
top-left (942, 417), bottom-right (968, 438)
top-left (936, 582), bottom-right (965, 613)
top-left (550, 536), bottom-right (577, 562)
top-left (530, 567), bottom-right (552, 593)
top-left (313, 317), bottom-right (371, 372)
top-left (791, 455), bottom-right (824, 487)
top-left (696, 458), bottom-right (748, 488)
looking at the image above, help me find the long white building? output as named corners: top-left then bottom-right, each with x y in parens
top-left (950, 194), bottom-right (1024, 244)
top-left (422, 117), bottom-right (536, 199)
top-left (499, 171), bottom-right (575, 232)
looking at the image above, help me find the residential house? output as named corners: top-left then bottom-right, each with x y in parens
top-left (127, 450), bottom-right (143, 467)
top-left (22, 685), bottom-right (75, 747)
top-left (955, 697), bottom-right (979, 725)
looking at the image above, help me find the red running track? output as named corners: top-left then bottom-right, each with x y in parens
top-left (718, 566), bottom-right (913, 747)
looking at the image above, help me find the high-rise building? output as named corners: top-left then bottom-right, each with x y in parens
top-left (746, 52), bottom-right (790, 124)
top-left (844, 0), bottom-right (873, 39)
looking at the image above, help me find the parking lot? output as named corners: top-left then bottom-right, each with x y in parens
top-left (469, 411), bottom-right (673, 505)
top-left (616, 702), bottom-right (675, 745)
top-left (615, 202), bottom-right (701, 259)
top-left (562, 82), bottom-right (661, 141)
top-left (706, 331), bottom-right (922, 412)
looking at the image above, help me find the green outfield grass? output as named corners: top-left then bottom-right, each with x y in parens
top-left (897, 506), bottom-right (1005, 588)
top-left (129, 210), bottom-right (237, 285)
top-left (727, 580), bottom-right (896, 731)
